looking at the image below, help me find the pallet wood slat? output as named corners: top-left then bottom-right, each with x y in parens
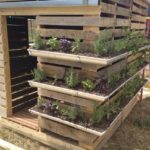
top-left (0, 16), bottom-right (12, 117)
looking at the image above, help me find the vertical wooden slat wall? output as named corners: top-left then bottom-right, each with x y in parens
top-left (0, 16), bottom-right (12, 117)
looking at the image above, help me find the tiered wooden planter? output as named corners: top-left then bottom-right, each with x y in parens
top-left (27, 1), bottom-right (150, 149)
top-left (28, 45), bottom-right (150, 149)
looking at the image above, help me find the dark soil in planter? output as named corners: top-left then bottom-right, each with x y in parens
top-left (31, 79), bottom-right (146, 132)
top-left (31, 44), bottom-right (128, 59)
top-left (42, 62), bottom-right (147, 97)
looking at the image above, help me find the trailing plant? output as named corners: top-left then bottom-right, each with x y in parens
top-left (114, 39), bottom-right (126, 52)
top-left (32, 68), bottom-right (46, 82)
top-left (34, 33), bottom-right (45, 49)
top-left (71, 39), bottom-right (81, 53)
top-left (82, 79), bottom-right (96, 92)
top-left (47, 37), bottom-right (59, 50)
top-left (65, 68), bottom-right (80, 88)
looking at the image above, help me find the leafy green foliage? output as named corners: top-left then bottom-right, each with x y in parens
top-left (65, 68), bottom-right (80, 88)
top-left (91, 76), bottom-right (145, 125)
top-left (108, 72), bottom-right (121, 87)
top-left (91, 100), bottom-right (120, 124)
top-left (34, 33), bottom-right (45, 49)
top-left (94, 30), bottom-right (114, 56)
top-left (71, 39), bottom-right (81, 52)
top-left (127, 63), bottom-right (138, 76)
top-left (38, 97), bottom-right (46, 107)
top-left (47, 37), bottom-right (59, 50)
top-left (59, 106), bottom-right (79, 120)
top-left (82, 80), bottom-right (95, 92)
top-left (32, 68), bottom-right (46, 82)
top-left (91, 105), bottom-right (105, 124)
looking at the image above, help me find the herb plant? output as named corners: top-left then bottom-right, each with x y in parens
top-left (65, 68), bottom-right (80, 88)
top-left (32, 68), bottom-right (46, 82)
top-left (47, 37), bottom-right (59, 50)
top-left (82, 79), bottom-right (95, 92)
top-left (38, 97), bottom-right (46, 108)
top-left (60, 106), bottom-right (79, 120)
top-left (34, 33), bottom-right (45, 49)
top-left (71, 39), bottom-right (81, 53)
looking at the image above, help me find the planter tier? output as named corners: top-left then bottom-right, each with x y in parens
top-left (28, 46), bottom-right (150, 80)
top-left (29, 90), bottom-right (142, 150)
top-left (28, 64), bottom-right (147, 113)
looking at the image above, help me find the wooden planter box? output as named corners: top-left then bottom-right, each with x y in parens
top-left (28, 46), bottom-right (150, 80)
top-left (29, 92), bottom-right (141, 150)
top-left (28, 65), bottom-right (147, 113)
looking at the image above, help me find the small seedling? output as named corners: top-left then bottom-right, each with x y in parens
top-left (59, 106), bottom-right (79, 121)
top-left (65, 68), bottom-right (80, 88)
top-left (38, 97), bottom-right (46, 108)
top-left (32, 68), bottom-right (46, 82)
top-left (91, 105), bottom-right (105, 124)
top-left (47, 37), bottom-right (59, 50)
top-left (134, 117), bottom-right (150, 128)
top-left (82, 79), bottom-right (95, 92)
top-left (71, 39), bottom-right (81, 53)
top-left (34, 33), bottom-right (45, 49)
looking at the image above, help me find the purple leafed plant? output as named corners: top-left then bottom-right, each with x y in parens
top-left (59, 39), bottom-right (72, 52)
top-left (43, 101), bottom-right (52, 112)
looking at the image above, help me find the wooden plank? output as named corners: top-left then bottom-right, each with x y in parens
top-left (132, 4), bottom-right (147, 16)
top-left (38, 89), bottom-right (95, 113)
top-left (39, 117), bottom-right (97, 149)
top-left (38, 28), bottom-right (98, 40)
top-left (0, 139), bottom-right (24, 150)
top-left (116, 19), bottom-right (130, 27)
top-left (0, 6), bottom-right (101, 16)
top-left (100, 3), bottom-right (116, 14)
top-left (131, 23), bottom-right (146, 30)
top-left (0, 83), bottom-right (5, 91)
top-left (131, 14), bottom-right (146, 22)
top-left (0, 97), bottom-right (6, 107)
top-left (0, 16), bottom-right (12, 117)
top-left (117, 6), bottom-right (131, 17)
top-left (0, 67), bottom-right (4, 75)
top-left (37, 16), bottom-right (101, 27)
top-left (0, 118), bottom-right (85, 150)
top-left (0, 75), bottom-right (4, 83)
top-left (133, 0), bottom-right (148, 8)
top-left (0, 105), bottom-right (7, 117)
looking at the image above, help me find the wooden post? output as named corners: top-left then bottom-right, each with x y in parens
top-left (0, 16), bottom-right (12, 117)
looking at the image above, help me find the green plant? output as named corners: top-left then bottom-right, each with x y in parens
top-left (94, 30), bottom-right (114, 56)
top-left (34, 33), bottom-right (45, 49)
top-left (52, 75), bottom-right (58, 85)
top-left (32, 68), bottom-right (46, 82)
top-left (47, 37), bottom-right (59, 50)
top-left (108, 72), bottom-right (121, 87)
top-left (38, 97), bottom-right (46, 107)
top-left (59, 106), bottom-right (79, 120)
top-left (127, 63), bottom-right (138, 76)
top-left (65, 68), bottom-right (80, 88)
top-left (91, 105), bottom-right (106, 124)
top-left (82, 79), bottom-right (95, 92)
top-left (71, 39), bottom-right (81, 52)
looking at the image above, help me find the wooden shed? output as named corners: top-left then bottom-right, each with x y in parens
top-left (0, 0), bottom-right (149, 150)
